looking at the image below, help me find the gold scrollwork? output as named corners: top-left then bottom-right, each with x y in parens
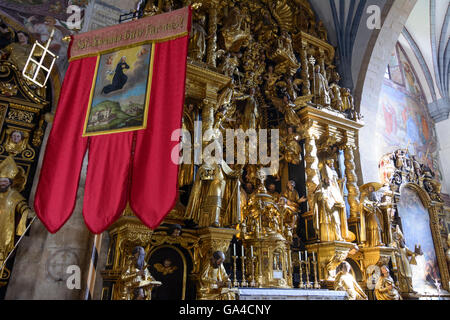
top-left (7, 109), bottom-right (34, 124)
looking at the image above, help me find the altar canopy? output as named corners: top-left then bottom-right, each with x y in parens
top-left (34, 7), bottom-right (191, 233)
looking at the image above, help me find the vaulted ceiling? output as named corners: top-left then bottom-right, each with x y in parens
top-left (311, 0), bottom-right (449, 122)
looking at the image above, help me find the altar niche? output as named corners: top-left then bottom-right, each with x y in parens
top-left (147, 244), bottom-right (189, 300)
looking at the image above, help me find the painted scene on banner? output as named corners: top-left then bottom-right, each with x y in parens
top-left (84, 44), bottom-right (153, 136)
top-left (397, 187), bottom-right (442, 295)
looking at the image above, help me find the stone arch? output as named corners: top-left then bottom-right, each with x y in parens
top-left (352, 0), bottom-right (418, 184)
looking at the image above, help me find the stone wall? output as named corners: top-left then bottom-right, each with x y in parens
top-left (6, 152), bottom-right (93, 300)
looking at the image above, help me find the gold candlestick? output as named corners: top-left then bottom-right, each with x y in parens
top-left (249, 256), bottom-right (256, 287)
top-left (312, 260), bottom-right (320, 289)
top-left (305, 257), bottom-right (312, 289)
top-left (232, 256), bottom-right (239, 287)
top-left (240, 256), bottom-right (248, 287)
top-left (299, 259), bottom-right (305, 289)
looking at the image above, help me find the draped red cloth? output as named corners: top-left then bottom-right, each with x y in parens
top-left (34, 8), bottom-right (190, 234)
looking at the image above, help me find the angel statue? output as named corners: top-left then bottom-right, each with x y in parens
top-left (220, 6), bottom-right (250, 53)
top-left (334, 261), bottom-right (368, 300)
top-left (154, 258), bottom-right (178, 276)
top-left (270, 93), bottom-right (302, 128)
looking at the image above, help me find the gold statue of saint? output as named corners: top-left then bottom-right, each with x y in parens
top-left (329, 71), bottom-right (344, 112)
top-left (312, 65), bottom-right (331, 107)
top-left (118, 246), bottom-right (161, 300)
top-left (375, 265), bottom-right (402, 300)
top-left (197, 251), bottom-right (236, 300)
top-left (185, 156), bottom-right (241, 228)
top-left (178, 103), bottom-right (197, 187)
top-left (392, 225), bottom-right (421, 293)
top-left (341, 87), bottom-right (355, 118)
top-left (188, 12), bottom-right (207, 61)
top-left (263, 65), bottom-right (281, 99)
top-left (280, 180), bottom-right (306, 230)
top-left (334, 261), bottom-right (368, 300)
top-left (314, 162), bottom-right (352, 242)
top-left (360, 184), bottom-right (385, 247)
top-left (0, 156), bottom-right (34, 270)
top-left (235, 87), bottom-right (260, 131)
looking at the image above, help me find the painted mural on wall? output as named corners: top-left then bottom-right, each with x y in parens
top-left (397, 47), bottom-right (423, 99)
top-left (397, 187), bottom-right (441, 294)
top-left (376, 83), bottom-right (439, 175)
top-left (377, 43), bottom-right (440, 180)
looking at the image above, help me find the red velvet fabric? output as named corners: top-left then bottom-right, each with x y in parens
top-left (83, 132), bottom-right (134, 233)
top-left (35, 29), bottom-right (189, 234)
top-left (129, 36), bottom-right (189, 229)
top-left (34, 57), bottom-right (95, 233)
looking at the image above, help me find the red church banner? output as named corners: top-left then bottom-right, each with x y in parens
top-left (34, 7), bottom-right (191, 234)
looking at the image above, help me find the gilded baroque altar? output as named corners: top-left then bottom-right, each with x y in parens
top-left (100, 0), bottom-right (449, 300)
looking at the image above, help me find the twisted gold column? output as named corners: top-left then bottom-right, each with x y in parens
top-left (344, 145), bottom-right (360, 219)
top-left (303, 124), bottom-right (320, 211)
